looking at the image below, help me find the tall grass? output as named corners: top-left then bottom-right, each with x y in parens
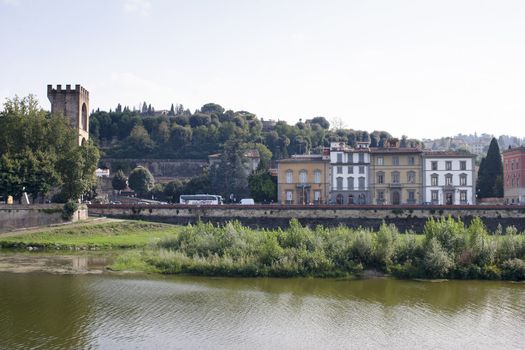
top-left (143, 217), bottom-right (525, 280)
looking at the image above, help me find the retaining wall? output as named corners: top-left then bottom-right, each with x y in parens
top-left (0, 204), bottom-right (88, 233)
top-left (88, 204), bottom-right (525, 233)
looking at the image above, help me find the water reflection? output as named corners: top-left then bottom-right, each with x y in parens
top-left (0, 273), bottom-right (524, 349)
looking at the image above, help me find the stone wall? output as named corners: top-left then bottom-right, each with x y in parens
top-left (0, 204), bottom-right (88, 233)
top-left (88, 204), bottom-right (525, 233)
top-left (99, 158), bottom-right (207, 179)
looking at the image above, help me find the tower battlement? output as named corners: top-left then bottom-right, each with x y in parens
top-left (47, 84), bottom-right (90, 146)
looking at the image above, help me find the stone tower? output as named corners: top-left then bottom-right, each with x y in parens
top-left (47, 84), bottom-right (89, 146)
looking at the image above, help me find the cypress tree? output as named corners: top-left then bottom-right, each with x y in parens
top-left (476, 138), bottom-right (503, 198)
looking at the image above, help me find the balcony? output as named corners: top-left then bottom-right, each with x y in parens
top-left (389, 183), bottom-right (403, 188)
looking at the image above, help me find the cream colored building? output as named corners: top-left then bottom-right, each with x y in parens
top-left (369, 140), bottom-right (423, 205)
top-left (277, 152), bottom-right (330, 205)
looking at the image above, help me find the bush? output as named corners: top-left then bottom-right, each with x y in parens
top-left (501, 259), bottom-right (525, 281)
top-left (61, 202), bottom-right (78, 221)
top-left (423, 238), bottom-right (454, 278)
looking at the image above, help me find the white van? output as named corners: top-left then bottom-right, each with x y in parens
top-left (239, 198), bottom-right (255, 205)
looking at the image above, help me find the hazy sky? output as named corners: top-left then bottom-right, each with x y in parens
top-left (1, 0), bottom-right (525, 139)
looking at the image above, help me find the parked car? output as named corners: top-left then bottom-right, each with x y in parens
top-left (239, 198), bottom-right (255, 205)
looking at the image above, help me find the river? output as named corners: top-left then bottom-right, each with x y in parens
top-left (1, 269), bottom-right (524, 350)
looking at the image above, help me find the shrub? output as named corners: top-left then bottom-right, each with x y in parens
top-left (61, 202), bottom-right (78, 221)
top-left (423, 238), bottom-right (454, 278)
top-left (501, 259), bottom-right (525, 281)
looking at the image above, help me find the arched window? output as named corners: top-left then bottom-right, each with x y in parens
top-left (299, 170), bottom-right (307, 184)
top-left (286, 170), bottom-right (293, 184)
top-left (81, 103), bottom-right (88, 131)
top-left (336, 194), bottom-right (344, 204)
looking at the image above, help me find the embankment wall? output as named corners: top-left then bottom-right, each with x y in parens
top-left (88, 204), bottom-right (525, 233)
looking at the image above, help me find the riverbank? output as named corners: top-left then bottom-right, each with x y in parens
top-left (1, 217), bottom-right (524, 280)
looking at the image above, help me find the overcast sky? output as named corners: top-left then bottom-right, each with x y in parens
top-left (1, 0), bottom-right (525, 139)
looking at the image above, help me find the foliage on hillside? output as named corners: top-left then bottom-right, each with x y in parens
top-left (90, 102), bottom-right (421, 160)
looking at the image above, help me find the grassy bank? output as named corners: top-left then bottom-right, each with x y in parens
top-left (0, 221), bottom-right (179, 250)
top-left (2, 218), bottom-right (525, 281)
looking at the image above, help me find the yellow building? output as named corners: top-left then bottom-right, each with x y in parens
top-left (277, 153), bottom-right (330, 204)
top-left (369, 140), bottom-right (423, 205)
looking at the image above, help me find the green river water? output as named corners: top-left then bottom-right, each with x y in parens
top-left (0, 257), bottom-right (524, 349)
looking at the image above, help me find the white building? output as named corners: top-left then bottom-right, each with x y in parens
top-left (422, 151), bottom-right (477, 205)
top-left (329, 141), bottom-right (370, 204)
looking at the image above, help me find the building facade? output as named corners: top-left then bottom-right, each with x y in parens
top-left (369, 140), bottom-right (423, 205)
top-left (277, 152), bottom-right (330, 205)
top-left (422, 151), bottom-right (476, 205)
top-left (502, 146), bottom-right (525, 204)
top-left (329, 141), bottom-right (370, 204)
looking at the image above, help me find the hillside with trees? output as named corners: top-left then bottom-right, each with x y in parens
top-left (90, 102), bottom-right (422, 161)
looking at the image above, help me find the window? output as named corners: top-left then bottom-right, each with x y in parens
top-left (299, 170), bottom-right (307, 184)
top-left (337, 166), bottom-right (343, 174)
top-left (377, 191), bottom-right (385, 202)
top-left (460, 190), bottom-right (467, 203)
top-left (431, 174), bottom-right (438, 186)
top-left (408, 156), bottom-right (415, 166)
top-left (431, 190), bottom-right (438, 203)
top-left (392, 156), bottom-right (399, 166)
top-left (348, 166), bottom-right (354, 174)
top-left (392, 171), bottom-right (400, 183)
top-left (408, 190), bottom-right (415, 201)
top-left (407, 171), bottom-right (416, 184)
top-left (377, 157), bottom-right (384, 166)
top-left (337, 153), bottom-right (343, 163)
top-left (359, 166), bottom-right (365, 174)
top-left (446, 161), bottom-right (452, 170)
top-left (445, 174), bottom-right (453, 186)
top-left (460, 161), bottom-right (466, 170)
top-left (286, 190), bottom-right (293, 204)
top-left (314, 170), bottom-right (321, 184)
top-left (314, 190), bottom-right (321, 204)
top-left (348, 153), bottom-right (353, 164)
top-left (460, 174), bottom-right (467, 186)
top-left (336, 177), bottom-right (343, 190)
top-left (511, 161), bottom-right (514, 170)
top-left (377, 172), bottom-right (384, 184)
top-left (359, 153), bottom-right (364, 163)
top-left (431, 161), bottom-right (438, 171)
top-left (347, 177), bottom-right (354, 190)
top-left (358, 177), bottom-right (365, 190)
top-left (286, 170), bottom-right (293, 184)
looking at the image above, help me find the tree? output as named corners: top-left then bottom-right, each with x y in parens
top-left (168, 103), bottom-right (175, 116)
top-left (112, 170), bottom-right (128, 192)
top-left (128, 166), bottom-right (155, 196)
top-left (477, 138), bottom-right (503, 198)
top-left (200, 103), bottom-right (225, 115)
top-left (248, 171), bottom-right (277, 203)
top-left (210, 140), bottom-right (250, 200)
top-left (0, 95), bottom-right (99, 202)
top-left (308, 116), bottom-right (330, 129)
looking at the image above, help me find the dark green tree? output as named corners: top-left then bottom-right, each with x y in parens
top-left (128, 166), bottom-right (155, 196)
top-left (476, 138), bottom-right (503, 198)
top-left (112, 170), bottom-right (128, 192)
top-left (210, 140), bottom-right (250, 200)
top-left (248, 171), bottom-right (277, 203)
top-left (168, 103), bottom-right (175, 116)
